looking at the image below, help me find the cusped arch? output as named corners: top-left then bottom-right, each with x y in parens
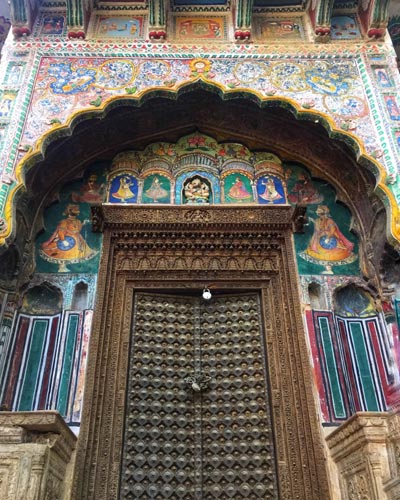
top-left (0, 82), bottom-right (397, 249)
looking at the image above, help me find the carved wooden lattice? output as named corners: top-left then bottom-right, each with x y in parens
top-left (120, 292), bottom-right (278, 499)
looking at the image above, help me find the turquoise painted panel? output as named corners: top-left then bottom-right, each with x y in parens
top-left (18, 319), bottom-right (48, 410)
top-left (349, 322), bottom-right (379, 411)
top-left (319, 317), bottom-right (346, 419)
top-left (35, 165), bottom-right (106, 274)
top-left (57, 314), bottom-right (79, 416)
top-left (286, 163), bottom-right (359, 276)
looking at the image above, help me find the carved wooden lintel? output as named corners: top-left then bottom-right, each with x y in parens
top-left (93, 204), bottom-right (294, 230)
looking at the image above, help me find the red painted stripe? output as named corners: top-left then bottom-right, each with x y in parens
top-left (3, 316), bottom-right (30, 407)
top-left (367, 319), bottom-right (388, 403)
top-left (307, 311), bottom-right (329, 421)
top-left (328, 315), bottom-right (350, 416)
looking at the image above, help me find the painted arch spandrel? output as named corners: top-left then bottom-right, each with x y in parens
top-left (35, 170), bottom-right (106, 274)
top-left (285, 163), bottom-right (359, 276)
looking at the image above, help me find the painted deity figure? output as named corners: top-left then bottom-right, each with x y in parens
top-left (288, 173), bottom-right (323, 204)
top-left (259, 177), bottom-right (283, 202)
top-left (72, 174), bottom-right (105, 204)
top-left (40, 204), bottom-right (97, 271)
top-left (305, 205), bottom-right (354, 261)
top-left (144, 176), bottom-right (169, 202)
top-left (227, 177), bottom-right (253, 202)
top-left (184, 177), bottom-right (210, 203)
top-left (111, 176), bottom-right (136, 202)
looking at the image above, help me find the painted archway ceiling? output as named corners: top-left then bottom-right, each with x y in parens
top-left (22, 89), bottom-right (381, 243)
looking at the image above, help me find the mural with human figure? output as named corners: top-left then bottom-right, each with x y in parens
top-left (36, 171), bottom-right (105, 274)
top-left (286, 164), bottom-right (359, 276)
top-left (256, 175), bottom-right (286, 204)
top-left (0, 134), bottom-right (397, 434)
top-left (142, 174), bottom-right (171, 203)
top-left (223, 173), bottom-right (254, 203)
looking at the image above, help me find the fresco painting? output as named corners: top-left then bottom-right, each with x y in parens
top-left (72, 174), bottom-right (105, 204)
top-left (286, 169), bottom-right (323, 204)
top-left (183, 176), bottom-right (212, 204)
top-left (223, 174), bottom-right (254, 203)
top-left (5, 63), bottom-right (24, 86)
top-left (334, 286), bottom-right (376, 317)
top-left (255, 18), bottom-right (303, 41)
top-left (174, 17), bottom-right (226, 40)
top-left (142, 174), bottom-right (171, 203)
top-left (95, 16), bottom-right (145, 38)
top-left (40, 16), bottom-right (65, 35)
top-left (373, 67), bottom-right (394, 89)
top-left (330, 15), bottom-right (361, 40)
top-left (21, 285), bottom-right (63, 315)
top-left (256, 175), bottom-right (286, 204)
top-left (109, 174), bottom-right (138, 203)
top-left (384, 96), bottom-right (400, 121)
top-left (40, 204), bottom-right (98, 273)
top-left (0, 93), bottom-right (16, 119)
top-left (287, 164), bottom-right (358, 275)
top-left (36, 174), bottom-right (104, 274)
top-left (394, 130), bottom-right (400, 150)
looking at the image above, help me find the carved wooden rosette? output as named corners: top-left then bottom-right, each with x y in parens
top-left (72, 205), bottom-right (330, 500)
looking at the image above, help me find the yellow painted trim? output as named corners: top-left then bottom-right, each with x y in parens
top-left (1, 79), bottom-right (398, 246)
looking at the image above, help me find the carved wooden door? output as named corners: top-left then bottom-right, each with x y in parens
top-left (120, 292), bottom-right (278, 499)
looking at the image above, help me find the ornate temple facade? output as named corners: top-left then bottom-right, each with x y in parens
top-left (1, 0), bottom-right (400, 498)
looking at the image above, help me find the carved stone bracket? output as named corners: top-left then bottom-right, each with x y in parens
top-left (0, 411), bottom-right (77, 500)
top-left (327, 412), bottom-right (393, 500)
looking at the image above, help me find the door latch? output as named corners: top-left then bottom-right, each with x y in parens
top-left (184, 373), bottom-right (211, 392)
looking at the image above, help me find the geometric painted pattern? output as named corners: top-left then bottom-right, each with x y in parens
top-left (310, 311), bottom-right (389, 422)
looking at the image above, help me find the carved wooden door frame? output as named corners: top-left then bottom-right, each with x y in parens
top-left (72, 204), bottom-right (331, 500)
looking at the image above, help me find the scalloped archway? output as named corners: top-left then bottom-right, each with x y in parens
top-left (0, 84), bottom-right (397, 257)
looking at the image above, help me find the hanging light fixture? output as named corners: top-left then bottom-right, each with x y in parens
top-left (202, 287), bottom-right (212, 300)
